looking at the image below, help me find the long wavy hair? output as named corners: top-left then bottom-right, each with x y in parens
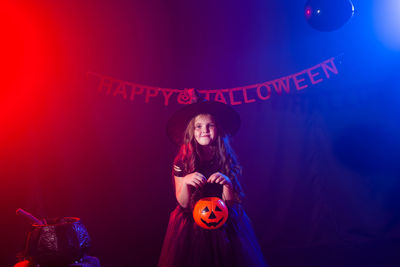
top-left (174, 113), bottom-right (244, 200)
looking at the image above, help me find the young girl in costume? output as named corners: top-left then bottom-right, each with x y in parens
top-left (159, 99), bottom-right (267, 267)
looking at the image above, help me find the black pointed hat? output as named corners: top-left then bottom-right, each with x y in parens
top-left (166, 91), bottom-right (240, 145)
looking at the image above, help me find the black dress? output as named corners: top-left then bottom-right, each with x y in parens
top-left (158, 158), bottom-right (267, 267)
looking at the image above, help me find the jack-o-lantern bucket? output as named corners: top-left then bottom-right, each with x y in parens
top-left (193, 197), bottom-right (228, 229)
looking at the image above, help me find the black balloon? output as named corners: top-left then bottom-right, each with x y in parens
top-left (304, 0), bottom-right (354, 31)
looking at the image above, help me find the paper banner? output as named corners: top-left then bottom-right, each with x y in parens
top-left (88, 57), bottom-right (339, 106)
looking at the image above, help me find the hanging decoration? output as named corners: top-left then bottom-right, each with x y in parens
top-left (87, 57), bottom-right (339, 106)
top-left (304, 0), bottom-right (355, 32)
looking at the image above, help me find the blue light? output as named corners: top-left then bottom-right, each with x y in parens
top-left (373, 0), bottom-right (400, 50)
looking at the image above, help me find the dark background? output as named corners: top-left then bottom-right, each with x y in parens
top-left (1, 0), bottom-right (400, 266)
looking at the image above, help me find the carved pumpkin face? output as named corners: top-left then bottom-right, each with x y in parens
top-left (193, 197), bottom-right (228, 229)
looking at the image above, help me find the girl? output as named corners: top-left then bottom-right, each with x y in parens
top-left (159, 99), bottom-right (267, 267)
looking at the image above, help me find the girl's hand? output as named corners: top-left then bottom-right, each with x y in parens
top-left (208, 172), bottom-right (233, 188)
top-left (183, 172), bottom-right (207, 188)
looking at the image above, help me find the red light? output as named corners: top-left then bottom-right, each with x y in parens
top-left (0, 1), bottom-right (57, 144)
top-left (305, 7), bottom-right (312, 18)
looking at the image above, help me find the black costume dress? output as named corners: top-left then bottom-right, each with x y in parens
top-left (158, 158), bottom-right (267, 267)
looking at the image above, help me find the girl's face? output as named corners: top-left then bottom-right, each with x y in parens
top-left (193, 114), bottom-right (217, 146)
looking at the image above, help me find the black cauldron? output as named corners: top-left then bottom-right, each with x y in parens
top-left (25, 217), bottom-right (91, 265)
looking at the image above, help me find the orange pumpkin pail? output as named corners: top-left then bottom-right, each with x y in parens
top-left (192, 197), bottom-right (228, 230)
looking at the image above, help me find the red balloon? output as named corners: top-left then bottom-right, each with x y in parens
top-left (305, 0), bottom-right (355, 31)
top-left (193, 197), bottom-right (228, 230)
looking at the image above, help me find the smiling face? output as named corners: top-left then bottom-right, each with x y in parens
top-left (193, 114), bottom-right (217, 146)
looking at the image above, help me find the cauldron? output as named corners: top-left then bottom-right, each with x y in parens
top-left (25, 217), bottom-right (91, 265)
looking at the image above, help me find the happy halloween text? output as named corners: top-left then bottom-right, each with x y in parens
top-left (88, 57), bottom-right (338, 106)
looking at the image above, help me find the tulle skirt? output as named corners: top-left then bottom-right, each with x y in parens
top-left (158, 204), bottom-right (267, 267)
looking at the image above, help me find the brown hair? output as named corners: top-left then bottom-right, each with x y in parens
top-left (174, 114), bottom-right (244, 201)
